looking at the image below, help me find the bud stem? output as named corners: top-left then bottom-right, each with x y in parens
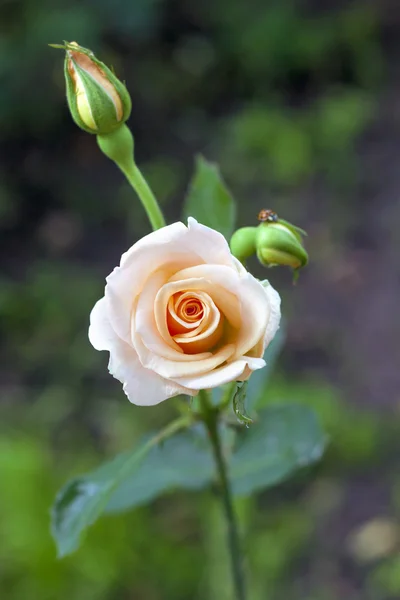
top-left (97, 125), bottom-right (166, 231)
top-left (124, 163), bottom-right (166, 231)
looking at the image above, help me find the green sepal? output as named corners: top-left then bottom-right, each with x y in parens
top-left (277, 218), bottom-right (308, 240)
top-left (232, 381), bottom-right (253, 426)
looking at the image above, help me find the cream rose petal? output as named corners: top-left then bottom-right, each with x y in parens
top-left (108, 339), bottom-right (194, 405)
top-left (106, 219), bottom-right (236, 344)
top-left (261, 280), bottom-right (282, 350)
top-left (133, 332), bottom-right (237, 379)
top-left (173, 298), bottom-right (220, 344)
top-left (106, 250), bottom-right (194, 345)
top-left (134, 270), bottom-right (241, 362)
top-left (169, 264), bottom-right (271, 359)
top-left (89, 297), bottom-right (115, 351)
top-left (155, 275), bottom-right (242, 334)
top-left (171, 356), bottom-right (265, 390)
top-left (134, 272), bottom-right (213, 361)
top-left (89, 296), bottom-right (195, 404)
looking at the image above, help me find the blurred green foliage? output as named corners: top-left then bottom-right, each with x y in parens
top-left (1, 0), bottom-right (397, 598)
top-left (1, 374), bottom-right (399, 599)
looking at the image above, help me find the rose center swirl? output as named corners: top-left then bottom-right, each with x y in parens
top-left (166, 290), bottom-right (224, 354)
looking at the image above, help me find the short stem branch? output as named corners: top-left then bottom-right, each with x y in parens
top-left (200, 392), bottom-right (246, 600)
top-left (97, 125), bottom-right (166, 231)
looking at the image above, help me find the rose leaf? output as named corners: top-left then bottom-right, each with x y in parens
top-left (183, 155), bottom-right (236, 240)
top-left (230, 404), bottom-right (327, 496)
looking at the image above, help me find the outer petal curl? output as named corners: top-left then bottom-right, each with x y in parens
top-left (89, 295), bottom-right (196, 404)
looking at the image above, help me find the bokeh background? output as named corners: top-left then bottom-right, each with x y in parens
top-left (1, 0), bottom-right (400, 598)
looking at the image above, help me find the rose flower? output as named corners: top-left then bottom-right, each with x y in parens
top-left (89, 218), bottom-right (281, 405)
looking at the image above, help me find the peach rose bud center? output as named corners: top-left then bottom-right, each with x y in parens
top-left (167, 291), bottom-right (224, 355)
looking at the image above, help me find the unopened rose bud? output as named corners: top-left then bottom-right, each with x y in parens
top-left (230, 227), bottom-right (257, 263)
top-left (256, 220), bottom-right (308, 274)
top-left (53, 41), bottom-right (131, 134)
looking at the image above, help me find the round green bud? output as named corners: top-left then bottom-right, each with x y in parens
top-left (58, 41), bottom-right (132, 135)
top-left (256, 222), bottom-right (308, 271)
top-left (230, 227), bottom-right (257, 262)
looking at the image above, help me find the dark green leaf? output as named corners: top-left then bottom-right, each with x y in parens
top-left (230, 404), bottom-right (327, 496)
top-left (51, 417), bottom-right (189, 557)
top-left (105, 428), bottom-right (215, 513)
top-left (183, 155), bottom-right (236, 239)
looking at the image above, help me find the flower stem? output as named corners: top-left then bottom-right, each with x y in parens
top-left (97, 125), bottom-right (166, 231)
top-left (199, 391), bottom-right (246, 600)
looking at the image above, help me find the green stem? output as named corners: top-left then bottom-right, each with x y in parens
top-left (121, 162), bottom-right (165, 231)
top-left (97, 125), bottom-right (166, 231)
top-left (200, 391), bottom-right (246, 600)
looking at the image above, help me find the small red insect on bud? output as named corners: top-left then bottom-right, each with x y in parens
top-left (257, 209), bottom-right (278, 223)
